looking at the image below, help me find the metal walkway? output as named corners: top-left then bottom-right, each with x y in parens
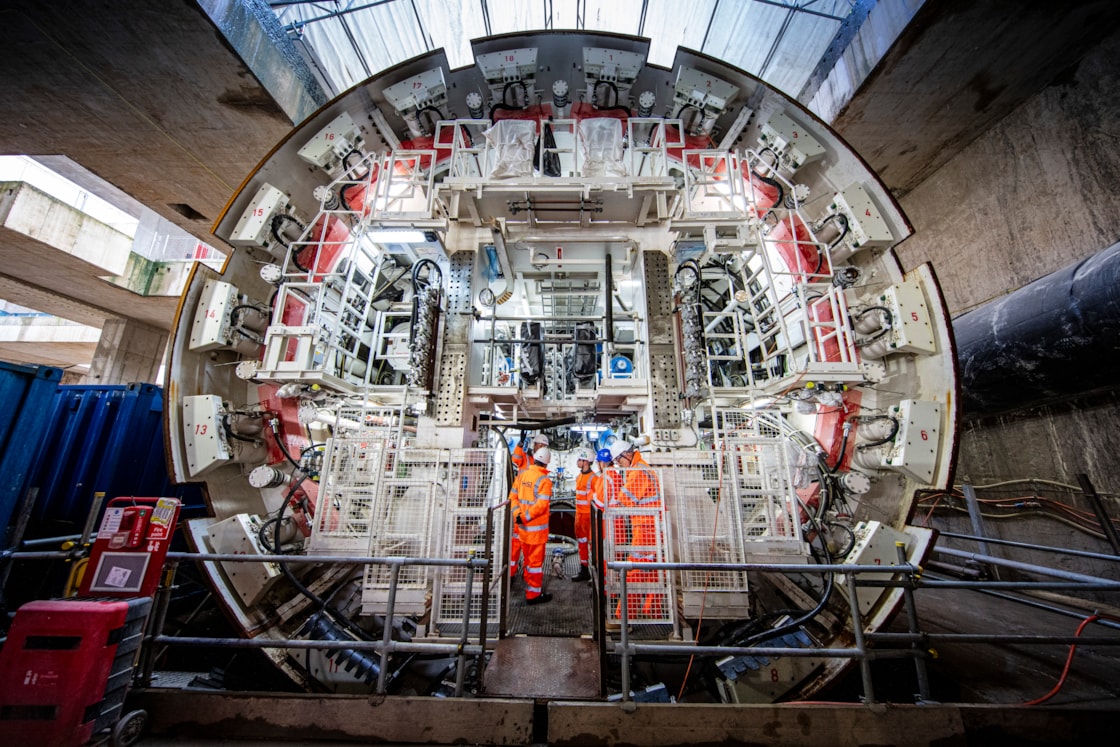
top-left (482, 636), bottom-right (600, 699)
top-left (506, 545), bottom-right (595, 637)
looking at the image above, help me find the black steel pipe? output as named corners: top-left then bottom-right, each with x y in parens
top-left (955, 241), bottom-right (1120, 418)
top-left (606, 252), bottom-right (614, 345)
top-left (937, 530), bottom-right (1120, 562)
top-left (1078, 473), bottom-right (1120, 555)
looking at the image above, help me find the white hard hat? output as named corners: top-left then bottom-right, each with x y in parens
top-left (533, 447), bottom-right (552, 465)
top-left (532, 433), bottom-right (550, 446)
top-left (608, 440), bottom-right (632, 462)
top-left (575, 447), bottom-right (594, 462)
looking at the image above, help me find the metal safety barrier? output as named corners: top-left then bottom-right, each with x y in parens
top-left (605, 550), bottom-right (1120, 704)
top-left (7, 521), bottom-right (1120, 706)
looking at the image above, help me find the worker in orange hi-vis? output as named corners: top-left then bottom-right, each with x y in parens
top-left (516, 447), bottom-right (554, 605)
top-left (598, 442), bottom-right (631, 629)
top-left (508, 433), bottom-right (549, 578)
top-left (614, 440), bottom-right (664, 621)
top-left (571, 447), bottom-right (597, 582)
top-left (603, 441), bottom-right (631, 547)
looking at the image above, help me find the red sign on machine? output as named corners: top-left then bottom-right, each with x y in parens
top-left (78, 497), bottom-right (182, 598)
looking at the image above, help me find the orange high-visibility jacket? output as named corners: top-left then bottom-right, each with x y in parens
top-left (511, 444), bottom-right (529, 471)
top-left (621, 451), bottom-right (661, 548)
top-left (575, 470), bottom-right (595, 516)
top-left (517, 463), bottom-right (552, 545)
top-left (595, 467), bottom-right (623, 509)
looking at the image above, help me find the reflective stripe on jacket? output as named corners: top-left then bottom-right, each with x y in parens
top-left (621, 451), bottom-right (660, 506)
top-left (575, 470), bottom-right (595, 515)
top-left (518, 465), bottom-right (552, 544)
top-left (597, 468), bottom-right (624, 508)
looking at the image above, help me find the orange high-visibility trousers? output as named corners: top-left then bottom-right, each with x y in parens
top-left (575, 512), bottom-right (591, 565)
top-left (522, 541), bottom-right (547, 599)
top-left (617, 553), bottom-right (664, 620)
top-left (510, 532), bottom-right (522, 578)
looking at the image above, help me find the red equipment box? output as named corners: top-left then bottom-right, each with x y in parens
top-left (0, 597), bottom-right (151, 747)
top-left (79, 497), bottom-right (181, 598)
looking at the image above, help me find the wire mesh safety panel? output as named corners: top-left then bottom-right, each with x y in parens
top-left (601, 465), bottom-right (674, 626)
top-left (311, 439), bottom-right (503, 629)
top-left (310, 438), bottom-right (389, 555)
top-left (716, 409), bottom-right (808, 560)
top-left (430, 449), bottom-right (503, 635)
top-left (655, 451), bottom-right (749, 593)
top-left (307, 402), bottom-right (406, 554)
top-left (360, 447), bottom-right (443, 616)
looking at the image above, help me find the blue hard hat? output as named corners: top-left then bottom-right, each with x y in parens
top-left (596, 448), bottom-right (612, 463)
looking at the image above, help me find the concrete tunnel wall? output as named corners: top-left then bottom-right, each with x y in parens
top-left (892, 24), bottom-right (1120, 499)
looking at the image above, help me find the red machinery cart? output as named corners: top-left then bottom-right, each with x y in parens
top-left (0, 496), bottom-right (181, 746)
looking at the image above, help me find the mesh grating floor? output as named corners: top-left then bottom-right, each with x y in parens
top-left (507, 547), bottom-right (595, 637)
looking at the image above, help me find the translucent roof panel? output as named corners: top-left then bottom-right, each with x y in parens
top-left (704, 0), bottom-right (847, 95)
top-left (643, 0), bottom-right (719, 69)
top-left (484, 0), bottom-right (545, 34)
top-left (413, 0), bottom-right (490, 69)
top-left (274, 0), bottom-right (859, 98)
top-left (277, 2), bottom-right (432, 88)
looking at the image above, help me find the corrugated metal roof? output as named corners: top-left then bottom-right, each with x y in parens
top-left (271, 0), bottom-right (856, 98)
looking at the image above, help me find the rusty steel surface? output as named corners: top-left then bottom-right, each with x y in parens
top-left (483, 636), bottom-right (601, 700)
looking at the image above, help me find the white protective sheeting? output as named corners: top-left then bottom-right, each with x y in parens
top-left (483, 119), bottom-right (537, 178)
top-left (579, 117), bottom-right (627, 178)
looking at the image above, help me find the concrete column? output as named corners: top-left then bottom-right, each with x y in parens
top-left (86, 318), bottom-right (168, 385)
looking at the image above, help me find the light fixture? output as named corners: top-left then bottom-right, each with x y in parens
top-left (363, 229), bottom-right (429, 243)
top-left (740, 396), bottom-right (776, 410)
